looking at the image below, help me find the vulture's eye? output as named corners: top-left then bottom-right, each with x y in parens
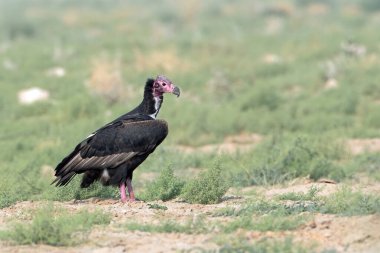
top-left (162, 83), bottom-right (166, 86)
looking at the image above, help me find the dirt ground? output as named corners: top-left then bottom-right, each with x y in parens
top-left (1, 180), bottom-right (379, 253)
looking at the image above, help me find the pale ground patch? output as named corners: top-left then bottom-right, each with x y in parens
top-left (171, 133), bottom-right (263, 155)
top-left (347, 139), bottom-right (380, 155)
top-left (86, 55), bottom-right (127, 104)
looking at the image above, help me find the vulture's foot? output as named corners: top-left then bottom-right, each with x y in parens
top-left (120, 182), bottom-right (128, 203)
top-left (127, 178), bottom-right (135, 202)
top-left (120, 179), bottom-right (136, 203)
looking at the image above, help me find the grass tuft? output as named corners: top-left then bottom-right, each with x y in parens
top-left (222, 214), bottom-right (309, 233)
top-left (321, 188), bottom-right (380, 216)
top-left (229, 135), bottom-right (347, 186)
top-left (181, 164), bottom-right (229, 204)
top-left (212, 206), bottom-right (238, 217)
top-left (147, 203), bottom-right (168, 211)
top-left (125, 215), bottom-right (208, 234)
top-left (0, 204), bottom-right (111, 246)
top-left (277, 186), bottom-right (321, 201)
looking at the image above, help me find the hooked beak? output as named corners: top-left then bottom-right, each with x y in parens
top-left (172, 86), bottom-right (180, 97)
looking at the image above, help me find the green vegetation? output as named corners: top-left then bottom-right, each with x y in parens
top-left (277, 186), bottom-right (321, 201)
top-left (125, 215), bottom-right (208, 234)
top-left (216, 237), bottom-right (312, 253)
top-left (47, 179), bottom-right (119, 202)
top-left (217, 199), bottom-right (319, 218)
top-left (215, 188), bottom-right (380, 218)
top-left (140, 166), bottom-right (184, 201)
top-left (214, 196), bottom-right (314, 233)
top-left (321, 187), bottom-right (380, 216)
top-left (212, 206), bottom-right (239, 217)
top-left (222, 214), bottom-right (309, 233)
top-left (0, 204), bottom-right (110, 246)
top-left (147, 203), bottom-right (168, 211)
top-left (226, 135), bottom-right (348, 186)
top-left (276, 187), bottom-right (380, 216)
top-left (349, 154), bottom-right (380, 181)
top-left (181, 164), bottom-right (229, 204)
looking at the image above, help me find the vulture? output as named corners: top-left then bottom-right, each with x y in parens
top-left (52, 75), bottom-right (180, 202)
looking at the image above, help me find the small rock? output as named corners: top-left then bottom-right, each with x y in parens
top-left (263, 53), bottom-right (281, 64)
top-left (317, 178), bottom-right (337, 184)
top-left (324, 79), bottom-right (338, 90)
top-left (309, 220), bottom-right (317, 229)
top-left (46, 66), bottom-right (66, 77)
top-left (18, 87), bottom-right (50, 105)
top-left (341, 41), bottom-right (366, 57)
top-left (3, 59), bottom-right (16, 70)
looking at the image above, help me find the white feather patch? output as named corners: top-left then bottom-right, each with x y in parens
top-left (101, 169), bottom-right (110, 181)
top-left (149, 97), bottom-right (162, 119)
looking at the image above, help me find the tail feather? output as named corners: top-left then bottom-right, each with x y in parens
top-left (52, 145), bottom-right (82, 187)
top-left (52, 171), bottom-right (76, 187)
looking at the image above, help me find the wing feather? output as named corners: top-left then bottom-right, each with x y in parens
top-left (53, 118), bottom-right (168, 186)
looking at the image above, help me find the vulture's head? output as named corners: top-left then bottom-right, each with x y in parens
top-left (153, 75), bottom-right (180, 97)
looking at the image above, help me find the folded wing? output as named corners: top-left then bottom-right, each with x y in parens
top-left (53, 116), bottom-right (168, 186)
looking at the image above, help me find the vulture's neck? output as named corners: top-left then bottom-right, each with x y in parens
top-left (130, 79), bottom-right (163, 119)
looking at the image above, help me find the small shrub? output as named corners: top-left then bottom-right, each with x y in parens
top-left (181, 164), bottom-right (229, 204)
top-left (231, 135), bottom-right (347, 186)
top-left (320, 188), bottom-right (380, 216)
top-left (0, 190), bottom-right (18, 209)
top-left (277, 186), bottom-right (321, 201)
top-left (350, 154), bottom-right (380, 181)
top-left (147, 203), bottom-right (168, 211)
top-left (0, 204), bottom-right (110, 246)
top-left (140, 166), bottom-right (184, 201)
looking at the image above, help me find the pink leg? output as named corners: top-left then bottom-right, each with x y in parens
top-left (126, 178), bottom-right (135, 202)
top-left (119, 182), bottom-right (127, 203)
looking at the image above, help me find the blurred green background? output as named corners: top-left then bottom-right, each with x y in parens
top-left (1, 0), bottom-right (380, 207)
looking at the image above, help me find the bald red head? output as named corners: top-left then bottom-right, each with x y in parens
top-left (153, 75), bottom-right (180, 97)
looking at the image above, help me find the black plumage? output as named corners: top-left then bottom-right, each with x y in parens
top-left (52, 75), bottom-right (180, 202)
